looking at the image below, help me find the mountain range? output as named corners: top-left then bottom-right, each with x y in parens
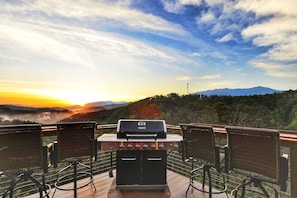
top-left (195, 86), bottom-right (283, 96)
top-left (0, 101), bottom-right (129, 124)
top-left (0, 86), bottom-right (286, 123)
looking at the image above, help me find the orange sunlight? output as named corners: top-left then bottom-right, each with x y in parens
top-left (0, 92), bottom-right (72, 107)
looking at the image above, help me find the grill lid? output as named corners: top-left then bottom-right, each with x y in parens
top-left (117, 119), bottom-right (167, 139)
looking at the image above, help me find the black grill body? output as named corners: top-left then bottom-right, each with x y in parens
top-left (117, 119), bottom-right (166, 139)
top-left (116, 150), bottom-right (167, 190)
top-left (115, 119), bottom-right (167, 190)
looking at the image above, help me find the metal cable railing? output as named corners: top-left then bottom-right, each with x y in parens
top-left (167, 151), bottom-right (290, 198)
top-left (0, 123), bottom-right (294, 197)
top-left (0, 150), bottom-right (291, 197)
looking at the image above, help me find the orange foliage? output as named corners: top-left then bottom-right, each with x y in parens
top-left (130, 99), bottom-right (162, 119)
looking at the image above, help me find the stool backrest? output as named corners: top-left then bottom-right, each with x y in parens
top-left (226, 126), bottom-right (280, 182)
top-left (57, 122), bottom-right (96, 161)
top-left (181, 124), bottom-right (216, 165)
top-left (0, 124), bottom-right (43, 170)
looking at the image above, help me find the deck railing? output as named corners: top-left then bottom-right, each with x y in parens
top-left (0, 123), bottom-right (296, 197)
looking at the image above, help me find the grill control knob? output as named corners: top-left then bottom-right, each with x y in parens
top-left (135, 144), bottom-right (141, 149)
top-left (127, 144), bottom-right (133, 149)
top-left (119, 144), bottom-right (125, 149)
top-left (143, 144), bottom-right (149, 149)
top-left (173, 144), bottom-right (178, 149)
top-left (150, 144), bottom-right (156, 149)
top-left (159, 144), bottom-right (165, 149)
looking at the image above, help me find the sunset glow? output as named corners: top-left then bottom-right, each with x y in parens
top-left (0, 0), bottom-right (296, 107)
top-left (0, 92), bottom-right (70, 107)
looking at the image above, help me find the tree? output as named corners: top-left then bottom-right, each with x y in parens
top-left (129, 99), bottom-right (162, 119)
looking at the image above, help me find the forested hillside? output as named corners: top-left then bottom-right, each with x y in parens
top-left (63, 89), bottom-right (297, 130)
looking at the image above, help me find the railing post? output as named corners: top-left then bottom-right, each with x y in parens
top-left (291, 147), bottom-right (297, 198)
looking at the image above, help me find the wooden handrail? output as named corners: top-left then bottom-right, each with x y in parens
top-left (41, 123), bottom-right (297, 142)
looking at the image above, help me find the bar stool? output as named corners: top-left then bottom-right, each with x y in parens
top-left (226, 126), bottom-right (288, 198)
top-left (50, 122), bottom-right (97, 198)
top-left (0, 124), bottom-right (50, 198)
top-left (180, 123), bottom-right (228, 198)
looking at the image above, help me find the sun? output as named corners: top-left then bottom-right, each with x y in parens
top-left (21, 89), bottom-right (104, 107)
top-left (57, 90), bottom-right (102, 106)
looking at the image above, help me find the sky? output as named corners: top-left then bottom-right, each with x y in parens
top-left (0, 0), bottom-right (296, 107)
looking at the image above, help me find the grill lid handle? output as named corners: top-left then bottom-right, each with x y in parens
top-left (126, 133), bottom-right (158, 140)
top-left (121, 157), bottom-right (137, 161)
top-left (147, 157), bottom-right (163, 161)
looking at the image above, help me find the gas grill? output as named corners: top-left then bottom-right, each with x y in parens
top-left (117, 119), bottom-right (166, 139)
top-left (97, 119), bottom-right (183, 190)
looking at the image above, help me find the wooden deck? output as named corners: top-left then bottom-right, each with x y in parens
top-left (26, 170), bottom-right (229, 198)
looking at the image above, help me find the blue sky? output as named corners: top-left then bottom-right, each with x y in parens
top-left (0, 0), bottom-right (296, 106)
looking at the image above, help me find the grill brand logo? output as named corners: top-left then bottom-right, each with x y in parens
top-left (138, 121), bottom-right (146, 126)
top-left (138, 121), bottom-right (146, 130)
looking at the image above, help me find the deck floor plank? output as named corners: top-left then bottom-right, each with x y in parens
top-left (25, 170), bottom-right (229, 198)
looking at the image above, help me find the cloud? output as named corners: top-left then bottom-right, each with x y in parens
top-left (0, 18), bottom-right (96, 69)
top-left (235, 0), bottom-right (297, 17)
top-left (194, 0), bottom-right (297, 76)
top-left (237, 0), bottom-right (297, 65)
top-left (199, 10), bottom-right (216, 23)
top-left (216, 33), bottom-right (233, 43)
top-left (204, 0), bottom-right (226, 7)
top-left (195, 1), bottom-right (248, 38)
top-left (191, 52), bottom-right (201, 57)
top-left (209, 80), bottom-right (235, 88)
top-left (0, 12), bottom-right (183, 71)
top-left (0, 1), bottom-right (224, 76)
top-left (4, 0), bottom-right (188, 38)
top-left (0, 53), bottom-right (27, 62)
top-left (161, 0), bottom-right (203, 14)
top-left (0, 0), bottom-right (202, 68)
top-left (202, 74), bottom-right (221, 79)
top-left (234, 0), bottom-right (297, 82)
top-left (176, 76), bottom-right (191, 81)
top-left (251, 61), bottom-right (297, 78)
top-left (242, 16), bottom-right (297, 62)
top-left (209, 51), bottom-right (228, 60)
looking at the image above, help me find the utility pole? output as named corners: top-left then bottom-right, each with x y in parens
top-left (187, 83), bottom-right (189, 94)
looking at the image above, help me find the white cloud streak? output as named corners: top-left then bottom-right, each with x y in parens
top-left (209, 80), bottom-right (235, 88)
top-left (176, 76), bottom-right (191, 81)
top-left (216, 33), bottom-right (233, 43)
top-left (251, 61), bottom-right (297, 78)
top-left (2, 0), bottom-right (188, 38)
top-left (202, 74), bottom-right (221, 79)
top-left (199, 10), bottom-right (216, 23)
top-left (0, 0), bottom-right (199, 69)
top-left (242, 16), bottom-right (297, 62)
top-left (161, 0), bottom-right (203, 14)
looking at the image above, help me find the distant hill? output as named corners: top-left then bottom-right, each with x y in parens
top-left (62, 90), bottom-right (297, 130)
top-left (0, 105), bottom-right (71, 115)
top-left (195, 86), bottom-right (283, 96)
top-left (83, 101), bottom-right (129, 111)
top-left (68, 101), bottom-right (129, 114)
top-left (0, 105), bottom-right (72, 124)
top-left (0, 101), bottom-right (129, 124)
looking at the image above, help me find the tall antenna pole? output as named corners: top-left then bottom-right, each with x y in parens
top-left (187, 83), bottom-right (189, 94)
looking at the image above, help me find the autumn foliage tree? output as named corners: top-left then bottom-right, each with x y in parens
top-left (129, 99), bottom-right (162, 119)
